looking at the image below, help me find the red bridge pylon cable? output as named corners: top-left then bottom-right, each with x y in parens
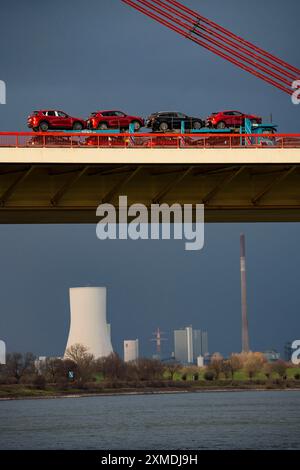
top-left (164, 0), bottom-right (300, 78)
top-left (122, 0), bottom-right (299, 95)
top-left (122, 0), bottom-right (291, 94)
top-left (149, 0), bottom-right (298, 83)
top-left (135, 0), bottom-right (293, 88)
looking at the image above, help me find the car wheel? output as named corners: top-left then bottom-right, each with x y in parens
top-left (98, 123), bottom-right (108, 130)
top-left (159, 122), bottom-right (169, 132)
top-left (73, 122), bottom-right (83, 131)
top-left (39, 121), bottom-right (49, 132)
top-left (217, 121), bottom-right (226, 129)
top-left (193, 121), bottom-right (202, 130)
top-left (131, 120), bottom-right (141, 131)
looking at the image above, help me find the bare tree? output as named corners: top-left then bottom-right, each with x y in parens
top-left (244, 352), bottom-right (266, 379)
top-left (97, 353), bottom-right (128, 381)
top-left (5, 352), bottom-right (35, 383)
top-left (164, 362), bottom-right (181, 380)
top-left (65, 343), bottom-right (95, 385)
top-left (270, 360), bottom-right (288, 379)
top-left (42, 358), bottom-right (67, 383)
top-left (227, 354), bottom-right (243, 379)
top-left (209, 353), bottom-right (224, 380)
top-left (221, 360), bottom-right (233, 379)
top-left (263, 362), bottom-right (273, 379)
top-left (135, 358), bottom-right (164, 381)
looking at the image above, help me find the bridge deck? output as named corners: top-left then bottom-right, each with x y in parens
top-left (0, 138), bottom-right (300, 223)
top-left (0, 146), bottom-right (300, 164)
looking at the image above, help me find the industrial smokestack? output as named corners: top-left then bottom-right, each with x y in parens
top-left (240, 234), bottom-right (250, 353)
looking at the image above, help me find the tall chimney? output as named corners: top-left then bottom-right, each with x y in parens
top-left (240, 234), bottom-right (250, 353)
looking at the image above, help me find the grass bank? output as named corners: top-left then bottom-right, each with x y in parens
top-left (1, 379), bottom-right (300, 400)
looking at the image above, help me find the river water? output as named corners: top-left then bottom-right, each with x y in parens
top-left (0, 391), bottom-right (299, 449)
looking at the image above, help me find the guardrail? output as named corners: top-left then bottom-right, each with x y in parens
top-left (0, 132), bottom-right (300, 149)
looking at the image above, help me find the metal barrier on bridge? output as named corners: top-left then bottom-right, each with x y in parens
top-left (0, 132), bottom-right (300, 149)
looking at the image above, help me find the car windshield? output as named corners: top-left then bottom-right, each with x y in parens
top-left (176, 113), bottom-right (186, 118)
top-left (90, 113), bottom-right (98, 117)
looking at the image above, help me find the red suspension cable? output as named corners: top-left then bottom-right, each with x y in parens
top-left (165, 0), bottom-right (300, 77)
top-left (149, 0), bottom-right (298, 82)
top-left (122, 0), bottom-right (292, 94)
top-left (122, 0), bottom-right (299, 95)
top-left (135, 0), bottom-right (292, 87)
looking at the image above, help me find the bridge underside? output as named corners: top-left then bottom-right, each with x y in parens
top-left (0, 161), bottom-right (300, 223)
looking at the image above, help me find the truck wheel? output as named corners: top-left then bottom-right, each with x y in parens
top-left (39, 121), bottom-right (49, 132)
top-left (193, 121), bottom-right (202, 130)
top-left (217, 121), bottom-right (226, 129)
top-left (159, 122), bottom-right (169, 132)
top-left (73, 122), bottom-right (83, 131)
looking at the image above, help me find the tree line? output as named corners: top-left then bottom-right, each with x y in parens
top-left (0, 344), bottom-right (298, 389)
top-left (204, 351), bottom-right (291, 380)
top-left (0, 344), bottom-right (167, 388)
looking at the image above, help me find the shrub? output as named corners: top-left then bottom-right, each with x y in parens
top-left (204, 370), bottom-right (216, 381)
top-left (294, 373), bottom-right (300, 380)
top-left (56, 377), bottom-right (69, 390)
top-left (33, 374), bottom-right (46, 390)
top-left (270, 360), bottom-right (288, 379)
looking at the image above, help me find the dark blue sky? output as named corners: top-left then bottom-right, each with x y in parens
top-left (0, 224), bottom-right (299, 358)
top-left (0, 0), bottom-right (299, 131)
top-left (0, 1), bottom-right (299, 358)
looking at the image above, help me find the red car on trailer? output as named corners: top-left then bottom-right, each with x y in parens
top-left (87, 110), bottom-right (144, 131)
top-left (206, 110), bottom-right (262, 129)
top-left (27, 110), bottom-right (86, 132)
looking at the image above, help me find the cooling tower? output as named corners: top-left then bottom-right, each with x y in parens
top-left (65, 287), bottom-right (113, 359)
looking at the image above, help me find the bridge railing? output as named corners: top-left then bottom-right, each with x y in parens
top-left (0, 132), bottom-right (300, 149)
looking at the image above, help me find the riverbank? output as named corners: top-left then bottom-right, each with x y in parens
top-left (1, 381), bottom-right (300, 401)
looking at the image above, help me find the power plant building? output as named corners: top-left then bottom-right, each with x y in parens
top-left (174, 327), bottom-right (208, 364)
top-left (124, 339), bottom-right (139, 362)
top-left (65, 287), bottom-right (113, 359)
